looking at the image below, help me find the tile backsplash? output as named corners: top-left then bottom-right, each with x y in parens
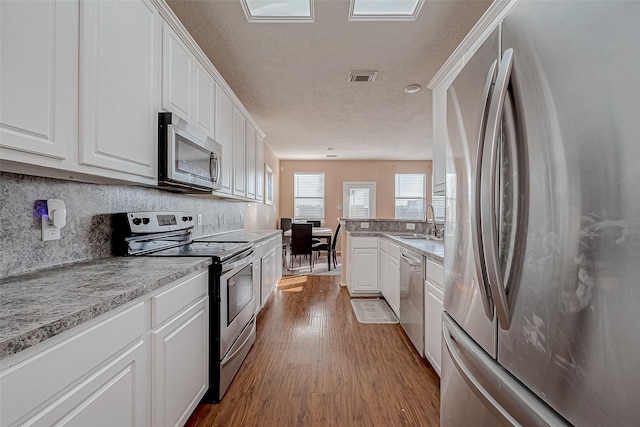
top-left (0, 172), bottom-right (245, 279)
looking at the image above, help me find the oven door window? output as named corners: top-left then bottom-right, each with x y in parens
top-left (227, 263), bottom-right (253, 326)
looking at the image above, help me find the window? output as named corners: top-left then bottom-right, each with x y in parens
top-left (430, 194), bottom-right (446, 222)
top-left (343, 182), bottom-right (376, 219)
top-left (294, 172), bottom-right (324, 221)
top-left (395, 174), bottom-right (425, 219)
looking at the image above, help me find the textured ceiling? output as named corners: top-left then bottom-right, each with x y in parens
top-left (167, 0), bottom-right (491, 160)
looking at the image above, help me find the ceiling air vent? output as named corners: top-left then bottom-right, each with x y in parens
top-left (348, 71), bottom-right (378, 82)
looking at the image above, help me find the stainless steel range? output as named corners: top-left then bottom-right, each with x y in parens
top-left (112, 211), bottom-right (256, 403)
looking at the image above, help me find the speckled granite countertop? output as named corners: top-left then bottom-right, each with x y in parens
top-left (0, 257), bottom-right (211, 361)
top-left (348, 231), bottom-right (444, 263)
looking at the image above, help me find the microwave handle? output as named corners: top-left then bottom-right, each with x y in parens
top-left (210, 152), bottom-right (220, 184)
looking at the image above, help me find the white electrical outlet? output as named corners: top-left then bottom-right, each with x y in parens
top-left (197, 214), bottom-right (202, 226)
top-left (360, 222), bottom-right (369, 229)
top-left (406, 223), bottom-right (416, 230)
top-left (42, 216), bottom-right (61, 241)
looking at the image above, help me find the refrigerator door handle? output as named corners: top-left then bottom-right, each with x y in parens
top-left (481, 48), bottom-right (514, 330)
top-left (471, 59), bottom-right (498, 320)
top-left (442, 314), bottom-right (570, 427)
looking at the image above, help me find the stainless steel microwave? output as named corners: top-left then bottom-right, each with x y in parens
top-left (158, 112), bottom-right (222, 193)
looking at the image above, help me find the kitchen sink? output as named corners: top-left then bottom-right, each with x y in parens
top-left (389, 233), bottom-right (443, 242)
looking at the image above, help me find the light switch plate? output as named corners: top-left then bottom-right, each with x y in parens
top-left (360, 222), bottom-right (369, 229)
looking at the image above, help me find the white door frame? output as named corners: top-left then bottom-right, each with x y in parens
top-left (343, 182), bottom-right (376, 219)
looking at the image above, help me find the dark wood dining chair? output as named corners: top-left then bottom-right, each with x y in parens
top-left (290, 223), bottom-right (313, 272)
top-left (312, 222), bottom-right (341, 269)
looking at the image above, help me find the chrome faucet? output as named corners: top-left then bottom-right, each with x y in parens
top-left (425, 203), bottom-right (437, 237)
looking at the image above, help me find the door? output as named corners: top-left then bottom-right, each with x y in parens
top-left (496, 3), bottom-right (640, 425)
top-left (443, 27), bottom-right (500, 357)
top-left (343, 182), bottom-right (376, 218)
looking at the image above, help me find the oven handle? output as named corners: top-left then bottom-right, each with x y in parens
top-left (222, 249), bottom-right (255, 274)
top-left (221, 316), bottom-right (256, 365)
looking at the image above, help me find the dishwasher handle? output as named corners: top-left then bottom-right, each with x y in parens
top-left (400, 252), bottom-right (422, 267)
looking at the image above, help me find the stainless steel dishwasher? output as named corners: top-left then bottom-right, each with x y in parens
top-left (399, 247), bottom-right (424, 356)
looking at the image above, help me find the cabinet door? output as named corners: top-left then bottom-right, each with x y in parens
top-left (245, 122), bottom-right (256, 199)
top-left (379, 250), bottom-right (390, 301)
top-left (352, 248), bottom-right (379, 292)
top-left (194, 63), bottom-right (215, 138)
top-left (253, 259), bottom-right (262, 314)
top-left (215, 85), bottom-right (233, 194)
top-left (23, 341), bottom-right (148, 427)
top-left (388, 255), bottom-right (400, 317)
top-left (232, 107), bottom-right (246, 197)
top-left (79, 0), bottom-right (159, 179)
top-left (255, 135), bottom-right (264, 201)
top-left (152, 296), bottom-right (209, 427)
top-left (0, 0), bottom-right (77, 160)
top-left (425, 281), bottom-right (444, 376)
top-left (161, 22), bottom-right (192, 121)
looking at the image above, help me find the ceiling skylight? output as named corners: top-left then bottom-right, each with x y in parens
top-left (241, 0), bottom-right (314, 23)
top-left (349, 0), bottom-right (424, 21)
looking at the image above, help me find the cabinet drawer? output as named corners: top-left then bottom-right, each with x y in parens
top-left (0, 302), bottom-right (146, 427)
top-left (426, 259), bottom-right (444, 288)
top-left (388, 242), bottom-right (400, 260)
top-left (351, 236), bottom-right (378, 249)
top-left (152, 270), bottom-right (208, 327)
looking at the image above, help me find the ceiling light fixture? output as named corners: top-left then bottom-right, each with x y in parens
top-left (404, 84), bottom-right (421, 94)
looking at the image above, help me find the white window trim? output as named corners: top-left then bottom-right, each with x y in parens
top-left (394, 173), bottom-right (426, 220)
top-left (343, 182), bottom-right (376, 219)
top-left (293, 172), bottom-right (325, 221)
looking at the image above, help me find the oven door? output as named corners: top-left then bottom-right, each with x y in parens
top-left (220, 248), bottom-right (256, 358)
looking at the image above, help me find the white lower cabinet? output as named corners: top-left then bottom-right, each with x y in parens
top-left (260, 235), bottom-right (282, 308)
top-left (347, 235), bottom-right (379, 295)
top-left (0, 269), bottom-right (209, 427)
top-left (151, 297), bottom-right (208, 427)
top-left (387, 253), bottom-right (400, 317)
top-left (0, 302), bottom-right (149, 427)
top-left (424, 259), bottom-right (444, 376)
top-left (378, 238), bottom-right (400, 317)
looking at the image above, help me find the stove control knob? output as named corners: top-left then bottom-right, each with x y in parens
top-left (182, 216), bottom-right (188, 222)
top-left (142, 217), bottom-right (150, 225)
top-left (188, 216), bottom-right (193, 221)
top-left (132, 218), bottom-right (142, 225)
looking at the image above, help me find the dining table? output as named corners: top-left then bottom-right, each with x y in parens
top-left (283, 227), bottom-right (334, 271)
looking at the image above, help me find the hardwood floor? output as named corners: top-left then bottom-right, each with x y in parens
top-left (186, 274), bottom-right (441, 427)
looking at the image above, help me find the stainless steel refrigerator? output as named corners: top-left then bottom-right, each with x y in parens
top-left (442, 1), bottom-right (640, 425)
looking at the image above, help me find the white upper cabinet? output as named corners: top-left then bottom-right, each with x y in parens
top-left (232, 107), bottom-right (246, 197)
top-left (255, 134), bottom-right (264, 201)
top-left (0, 0), bottom-right (78, 160)
top-left (194, 63), bottom-right (215, 138)
top-left (215, 85), bottom-right (233, 194)
top-left (161, 22), bottom-right (193, 121)
top-left (432, 87), bottom-right (447, 195)
top-left (245, 122), bottom-right (256, 199)
top-left (79, 0), bottom-right (160, 179)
